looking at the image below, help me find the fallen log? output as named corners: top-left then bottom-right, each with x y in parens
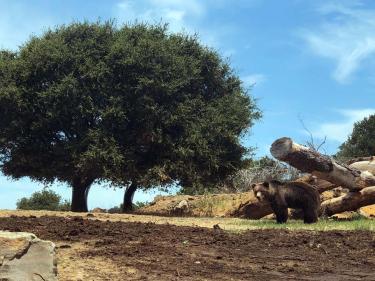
top-left (230, 200), bottom-right (273, 219)
top-left (295, 174), bottom-right (338, 193)
top-left (270, 137), bottom-right (375, 191)
top-left (347, 156), bottom-right (375, 165)
top-left (321, 186), bottom-right (375, 216)
top-left (349, 160), bottom-right (375, 175)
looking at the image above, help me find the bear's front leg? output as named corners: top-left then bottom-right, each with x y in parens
top-left (275, 207), bottom-right (288, 224)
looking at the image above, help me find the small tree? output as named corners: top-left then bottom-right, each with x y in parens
top-left (16, 189), bottom-right (70, 211)
top-left (336, 114), bottom-right (375, 158)
top-left (0, 22), bottom-right (260, 212)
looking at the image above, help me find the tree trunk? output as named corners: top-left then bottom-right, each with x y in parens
top-left (71, 178), bottom-right (93, 212)
top-left (321, 186), bottom-right (375, 216)
top-left (270, 137), bottom-right (375, 191)
top-left (295, 174), bottom-right (338, 193)
top-left (122, 183), bottom-right (137, 213)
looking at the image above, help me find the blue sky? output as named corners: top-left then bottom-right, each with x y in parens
top-left (1, 0), bottom-right (375, 209)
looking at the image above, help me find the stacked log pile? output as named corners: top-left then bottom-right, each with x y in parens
top-left (270, 137), bottom-right (375, 217)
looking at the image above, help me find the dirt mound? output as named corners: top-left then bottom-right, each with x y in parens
top-left (138, 190), bottom-right (375, 219)
top-left (137, 192), bottom-right (271, 219)
top-left (0, 216), bottom-right (374, 280)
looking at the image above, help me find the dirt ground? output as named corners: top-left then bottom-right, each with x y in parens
top-left (0, 215), bottom-right (374, 281)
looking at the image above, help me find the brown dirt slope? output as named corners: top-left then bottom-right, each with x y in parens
top-left (138, 192), bottom-right (375, 219)
top-left (137, 192), bottom-right (261, 217)
top-left (0, 216), bottom-right (374, 281)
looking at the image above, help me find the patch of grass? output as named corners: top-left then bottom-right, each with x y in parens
top-left (224, 217), bottom-right (375, 232)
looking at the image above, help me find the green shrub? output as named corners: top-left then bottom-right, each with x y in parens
top-left (16, 189), bottom-right (71, 211)
top-left (58, 199), bottom-right (72, 211)
top-left (107, 201), bottom-right (150, 213)
top-left (133, 201), bottom-right (150, 209)
top-left (107, 204), bottom-right (122, 214)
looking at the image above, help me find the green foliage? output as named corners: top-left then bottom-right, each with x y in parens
top-left (133, 201), bottom-right (150, 209)
top-left (58, 199), bottom-right (72, 211)
top-left (107, 201), bottom-right (149, 213)
top-left (16, 189), bottom-right (71, 211)
top-left (107, 205), bottom-right (122, 214)
top-left (0, 21), bottom-right (260, 197)
top-left (177, 182), bottom-right (214, 195)
top-left (336, 114), bottom-right (375, 158)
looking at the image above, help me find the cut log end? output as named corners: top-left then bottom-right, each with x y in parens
top-left (270, 137), bottom-right (293, 160)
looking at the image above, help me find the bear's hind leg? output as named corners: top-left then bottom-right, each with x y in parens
top-left (303, 208), bottom-right (318, 224)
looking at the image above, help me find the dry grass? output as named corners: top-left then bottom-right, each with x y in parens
top-left (138, 192), bottom-right (255, 217)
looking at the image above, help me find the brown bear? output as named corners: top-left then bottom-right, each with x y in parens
top-left (251, 180), bottom-right (320, 224)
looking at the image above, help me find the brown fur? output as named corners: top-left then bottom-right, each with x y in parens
top-left (252, 180), bottom-right (320, 224)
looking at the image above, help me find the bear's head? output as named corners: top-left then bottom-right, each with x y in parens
top-left (251, 181), bottom-right (279, 201)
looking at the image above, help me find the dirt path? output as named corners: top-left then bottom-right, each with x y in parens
top-left (0, 215), bottom-right (374, 281)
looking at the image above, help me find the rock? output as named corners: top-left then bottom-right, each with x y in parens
top-left (213, 224), bottom-right (222, 230)
top-left (0, 231), bottom-right (57, 281)
top-left (176, 199), bottom-right (189, 209)
top-left (170, 200), bottom-right (189, 216)
top-left (91, 207), bottom-right (106, 213)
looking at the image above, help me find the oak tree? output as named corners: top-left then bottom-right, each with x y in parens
top-left (337, 114), bottom-right (375, 158)
top-left (0, 22), bottom-right (260, 212)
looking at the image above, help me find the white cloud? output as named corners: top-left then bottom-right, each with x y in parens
top-left (115, 0), bottom-right (204, 33)
top-left (301, 1), bottom-right (375, 83)
top-left (312, 108), bottom-right (375, 142)
top-left (242, 74), bottom-right (266, 87)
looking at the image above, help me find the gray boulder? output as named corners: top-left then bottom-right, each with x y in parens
top-left (170, 199), bottom-right (190, 216)
top-left (0, 231), bottom-right (57, 281)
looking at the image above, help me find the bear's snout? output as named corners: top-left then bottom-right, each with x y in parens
top-left (255, 191), bottom-right (264, 201)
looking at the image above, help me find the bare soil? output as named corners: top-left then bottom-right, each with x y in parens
top-left (0, 215), bottom-right (374, 281)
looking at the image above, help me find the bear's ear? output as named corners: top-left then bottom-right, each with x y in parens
top-left (262, 182), bottom-right (269, 188)
top-left (250, 183), bottom-right (256, 189)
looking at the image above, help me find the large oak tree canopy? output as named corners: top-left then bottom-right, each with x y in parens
top-left (0, 22), bottom-right (260, 212)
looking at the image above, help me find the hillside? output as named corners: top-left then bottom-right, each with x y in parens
top-left (136, 191), bottom-right (375, 219)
